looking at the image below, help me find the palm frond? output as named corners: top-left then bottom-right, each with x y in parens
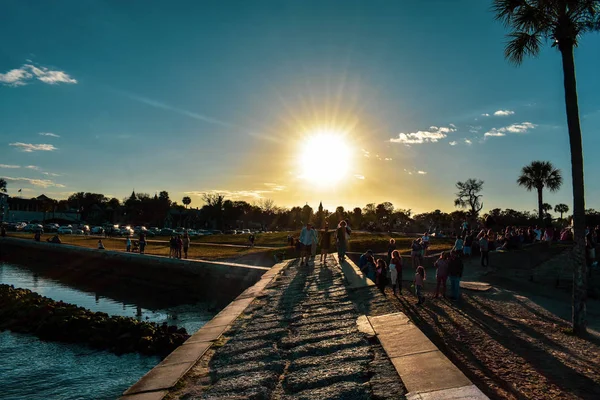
top-left (492, 0), bottom-right (528, 25)
top-left (505, 31), bottom-right (543, 64)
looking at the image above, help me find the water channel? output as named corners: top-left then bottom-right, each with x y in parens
top-left (0, 262), bottom-right (215, 399)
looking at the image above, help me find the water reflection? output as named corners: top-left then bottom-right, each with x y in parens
top-left (0, 263), bottom-right (214, 333)
top-left (0, 262), bottom-right (215, 400)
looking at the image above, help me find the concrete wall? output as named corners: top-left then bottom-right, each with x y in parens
top-left (0, 237), bottom-right (268, 308)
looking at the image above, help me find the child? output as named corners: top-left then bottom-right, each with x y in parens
top-left (415, 265), bottom-right (426, 305)
top-left (375, 259), bottom-right (388, 295)
top-left (389, 250), bottom-right (403, 295)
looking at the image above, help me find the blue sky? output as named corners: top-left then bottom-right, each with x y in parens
top-left (1, 0), bottom-right (599, 214)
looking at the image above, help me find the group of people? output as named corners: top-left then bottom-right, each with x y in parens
top-left (292, 220), bottom-right (352, 266)
top-left (357, 246), bottom-right (465, 305)
top-left (168, 233), bottom-right (190, 259)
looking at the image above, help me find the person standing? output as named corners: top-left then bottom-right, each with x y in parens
top-left (453, 235), bottom-right (464, 256)
top-left (299, 222), bottom-right (315, 265)
top-left (139, 232), bottom-right (146, 254)
top-left (182, 233), bottom-right (190, 259)
top-left (410, 239), bottom-right (422, 270)
top-left (320, 224), bottom-right (332, 263)
top-left (126, 237), bottom-right (131, 252)
top-left (434, 252), bottom-right (449, 298)
top-left (97, 239), bottom-right (105, 250)
top-left (375, 259), bottom-right (388, 295)
top-left (176, 235), bottom-right (183, 259)
top-left (448, 251), bottom-right (464, 301)
top-left (310, 226), bottom-right (318, 259)
top-left (414, 265), bottom-right (426, 305)
top-left (390, 250), bottom-right (403, 295)
top-left (421, 232), bottom-right (430, 256)
top-left (479, 234), bottom-right (489, 267)
top-left (463, 234), bottom-right (473, 257)
top-left (336, 221), bottom-right (349, 263)
top-left (387, 238), bottom-right (396, 263)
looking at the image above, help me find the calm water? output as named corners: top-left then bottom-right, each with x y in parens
top-left (0, 262), bottom-right (215, 400)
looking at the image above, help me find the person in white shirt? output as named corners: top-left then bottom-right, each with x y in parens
top-left (533, 226), bottom-right (542, 242)
top-left (299, 223), bottom-right (316, 265)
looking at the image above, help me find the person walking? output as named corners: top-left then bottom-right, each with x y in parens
top-left (375, 259), bottom-right (388, 295)
top-left (126, 237), bottom-right (131, 252)
top-left (319, 223), bottom-right (332, 263)
top-left (336, 221), bottom-right (349, 263)
top-left (434, 252), bottom-right (449, 298)
top-left (182, 233), bottom-right (190, 259)
top-left (448, 251), bottom-right (464, 301)
top-left (479, 234), bottom-right (490, 267)
top-left (390, 250), bottom-right (403, 295)
top-left (414, 265), bottom-right (426, 305)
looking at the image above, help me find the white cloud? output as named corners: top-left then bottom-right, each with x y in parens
top-left (0, 63), bottom-right (77, 87)
top-left (417, 171), bottom-right (427, 175)
top-left (25, 165), bottom-right (40, 170)
top-left (39, 132), bottom-right (60, 138)
top-left (464, 139), bottom-right (472, 145)
top-left (484, 122), bottom-right (537, 138)
top-left (481, 113), bottom-right (490, 117)
top-left (362, 149), bottom-right (370, 158)
top-left (384, 158), bottom-right (392, 161)
top-left (9, 143), bottom-right (57, 152)
top-left (2, 176), bottom-right (65, 188)
top-left (0, 68), bottom-right (32, 86)
top-left (390, 125), bottom-right (456, 144)
top-left (263, 183), bottom-right (286, 191)
top-left (469, 125), bottom-right (482, 133)
top-left (494, 110), bottom-right (515, 116)
top-left (42, 172), bottom-right (61, 177)
top-left (449, 141), bottom-right (457, 146)
top-left (354, 174), bottom-right (365, 180)
top-left (0, 164), bottom-right (20, 169)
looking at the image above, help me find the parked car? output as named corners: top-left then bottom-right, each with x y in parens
top-left (91, 226), bottom-right (104, 235)
top-left (44, 223), bottom-right (59, 232)
top-left (119, 227), bottom-right (134, 237)
top-left (73, 228), bottom-right (84, 235)
top-left (160, 228), bottom-right (175, 236)
top-left (57, 226), bottom-right (73, 234)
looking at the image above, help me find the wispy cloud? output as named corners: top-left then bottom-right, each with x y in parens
top-left (121, 92), bottom-right (233, 128)
top-left (362, 149), bottom-right (370, 158)
top-left (25, 165), bottom-right (40, 170)
top-left (384, 158), bottom-right (392, 161)
top-left (38, 132), bottom-right (60, 138)
top-left (2, 176), bottom-right (65, 188)
top-left (9, 143), bottom-right (57, 152)
top-left (42, 172), bottom-right (61, 177)
top-left (0, 63), bottom-right (77, 86)
top-left (449, 141), bottom-right (457, 146)
top-left (494, 110), bottom-right (515, 116)
top-left (0, 164), bottom-right (20, 169)
top-left (390, 125), bottom-right (456, 144)
top-left (484, 122), bottom-right (537, 138)
top-left (481, 113), bottom-right (490, 117)
top-left (417, 170), bottom-right (427, 175)
top-left (464, 139), bottom-right (473, 145)
top-left (354, 174), bottom-right (365, 180)
top-left (468, 125), bottom-right (482, 133)
top-left (263, 183), bottom-right (286, 191)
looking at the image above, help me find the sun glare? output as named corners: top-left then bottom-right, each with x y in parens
top-left (298, 130), bottom-right (352, 186)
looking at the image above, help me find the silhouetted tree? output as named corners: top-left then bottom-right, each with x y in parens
top-left (454, 179), bottom-right (484, 217)
top-left (517, 161), bottom-right (562, 222)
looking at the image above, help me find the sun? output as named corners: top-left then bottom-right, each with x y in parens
top-left (298, 129), bottom-right (352, 186)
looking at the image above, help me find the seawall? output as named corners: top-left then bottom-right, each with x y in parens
top-left (0, 237), bottom-right (269, 308)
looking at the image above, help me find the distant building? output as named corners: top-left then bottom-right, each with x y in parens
top-left (4, 194), bottom-right (80, 223)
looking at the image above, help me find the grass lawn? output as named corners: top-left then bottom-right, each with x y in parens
top-left (7, 233), bottom-right (277, 262)
top-left (8, 230), bottom-right (454, 258)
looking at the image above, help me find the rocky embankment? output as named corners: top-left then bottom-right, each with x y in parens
top-left (0, 284), bottom-right (189, 356)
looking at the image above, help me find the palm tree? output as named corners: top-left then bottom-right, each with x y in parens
top-left (554, 203), bottom-right (570, 220)
top-left (517, 161), bottom-right (563, 221)
top-left (493, 0), bottom-right (599, 334)
top-left (542, 202), bottom-right (553, 217)
top-left (182, 196), bottom-right (191, 209)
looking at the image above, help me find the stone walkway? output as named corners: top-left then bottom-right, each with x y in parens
top-left (180, 257), bottom-right (406, 399)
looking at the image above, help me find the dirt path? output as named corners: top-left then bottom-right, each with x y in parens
top-left (385, 276), bottom-right (600, 399)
